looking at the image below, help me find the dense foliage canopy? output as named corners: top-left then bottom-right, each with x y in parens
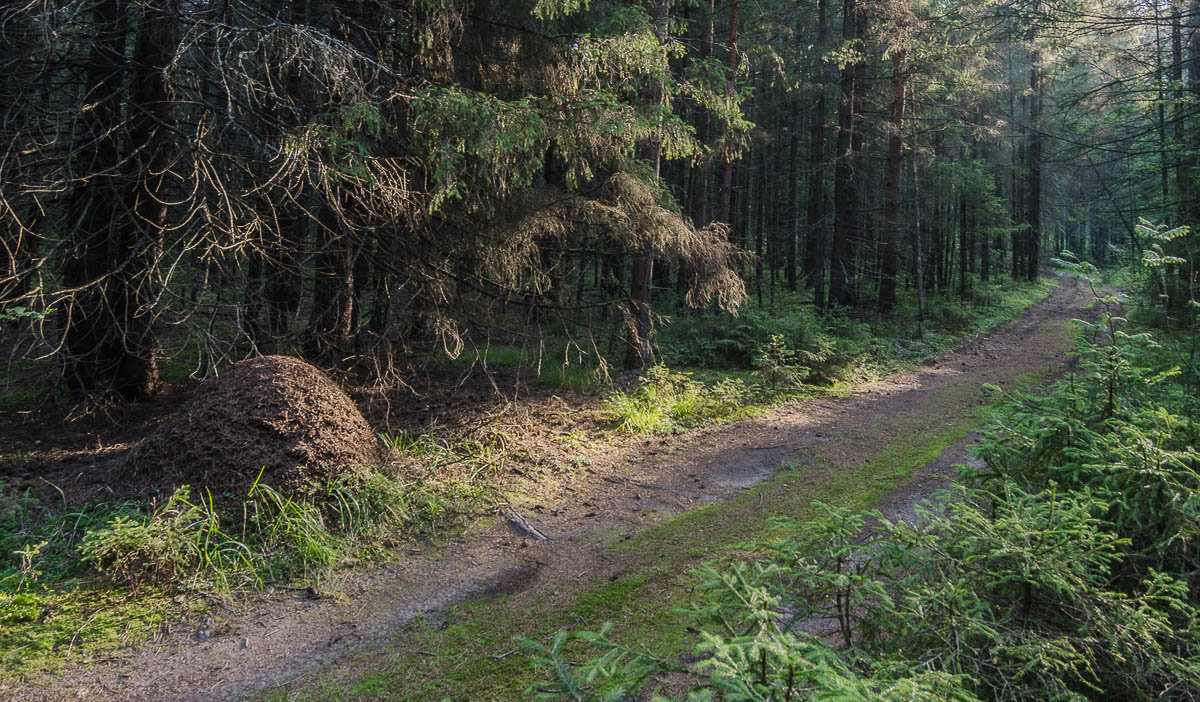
top-left (1, 0), bottom-right (1198, 401)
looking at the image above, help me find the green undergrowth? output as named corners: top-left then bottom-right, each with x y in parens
top-left (601, 364), bottom-right (766, 434)
top-left (523, 267), bottom-right (1200, 700)
top-left (409, 278), bottom-right (1055, 414)
top-left (658, 277), bottom-right (1057, 378)
top-left (0, 483), bottom-right (191, 678)
top-left (0, 438), bottom-right (496, 681)
top-left (258, 276), bottom-right (1068, 701)
top-left (604, 277), bottom-right (1057, 435)
top-left (1, 276), bottom-right (1057, 686)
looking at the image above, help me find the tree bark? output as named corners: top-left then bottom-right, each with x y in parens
top-left (912, 134), bottom-right (926, 335)
top-left (804, 0), bottom-right (829, 308)
top-left (717, 0), bottom-right (740, 233)
top-left (1025, 12), bottom-right (1043, 282)
top-left (62, 0), bottom-right (128, 396)
top-left (879, 48), bottom-right (906, 315)
top-left (1186, 0), bottom-right (1200, 224)
top-left (688, 0), bottom-right (716, 231)
top-left (306, 203), bottom-right (356, 360)
top-left (785, 98), bottom-right (800, 292)
top-left (829, 0), bottom-right (860, 308)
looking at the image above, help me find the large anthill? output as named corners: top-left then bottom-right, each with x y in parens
top-left (124, 355), bottom-right (381, 493)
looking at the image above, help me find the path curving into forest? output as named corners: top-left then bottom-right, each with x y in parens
top-left (19, 275), bottom-right (1092, 702)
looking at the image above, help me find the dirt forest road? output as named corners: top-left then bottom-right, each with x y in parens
top-left (23, 275), bottom-right (1091, 701)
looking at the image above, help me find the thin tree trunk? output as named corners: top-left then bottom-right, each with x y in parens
top-left (62, 0), bottom-right (128, 396)
top-left (1185, 0), bottom-right (1200, 223)
top-left (624, 0), bottom-right (669, 370)
top-left (804, 0), bottom-right (829, 307)
top-left (306, 203), bottom-right (356, 360)
top-left (912, 126), bottom-right (925, 336)
top-left (849, 5), bottom-right (867, 304)
top-left (717, 0), bottom-right (740, 232)
top-left (959, 179), bottom-right (970, 297)
top-left (879, 46), bottom-right (906, 315)
top-left (785, 99), bottom-right (800, 292)
top-left (829, 0), bottom-right (859, 308)
top-left (688, 0), bottom-right (716, 230)
top-left (1026, 8), bottom-right (1043, 281)
top-left (1173, 1), bottom-right (1185, 206)
top-left (62, 0), bottom-right (176, 399)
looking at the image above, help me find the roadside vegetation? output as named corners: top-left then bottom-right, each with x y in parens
top-left (0, 274), bottom-right (1052, 681)
top-left (603, 277), bottom-right (1056, 434)
top-left (523, 257), bottom-right (1200, 700)
top-left (0, 443), bottom-right (489, 678)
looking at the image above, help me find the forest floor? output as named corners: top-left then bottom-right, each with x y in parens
top-left (5, 274), bottom-right (1091, 701)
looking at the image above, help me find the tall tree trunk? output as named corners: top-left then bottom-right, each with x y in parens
top-left (1186, 0), bottom-right (1200, 224)
top-left (1025, 11), bottom-right (1043, 282)
top-left (755, 148), bottom-right (765, 307)
top-left (959, 174), bottom-right (970, 297)
top-left (1173, 1), bottom-right (1185, 210)
top-left (624, 0), bottom-right (669, 370)
top-left (785, 99), bottom-right (800, 292)
top-left (306, 203), bottom-right (356, 360)
top-left (717, 0), bottom-right (740, 233)
top-left (688, 0), bottom-right (716, 231)
top-left (804, 0), bottom-right (829, 307)
top-left (912, 134), bottom-right (926, 335)
top-left (1157, 4), bottom-right (1170, 213)
top-left (879, 47), bottom-right (906, 315)
top-left (829, 0), bottom-right (860, 308)
top-left (62, 0), bottom-right (176, 400)
top-left (849, 6), bottom-right (867, 303)
top-left (120, 0), bottom-right (179, 398)
top-left (62, 0), bottom-right (128, 396)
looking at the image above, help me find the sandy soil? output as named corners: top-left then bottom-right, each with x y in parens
top-left (6, 274), bottom-right (1091, 701)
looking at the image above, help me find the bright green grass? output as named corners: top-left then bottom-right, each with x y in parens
top-left (0, 453), bottom-right (493, 683)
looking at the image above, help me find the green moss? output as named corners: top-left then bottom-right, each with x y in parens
top-left (0, 585), bottom-right (181, 679)
top-left (335, 599), bottom-right (535, 701)
top-left (567, 571), bottom-right (661, 622)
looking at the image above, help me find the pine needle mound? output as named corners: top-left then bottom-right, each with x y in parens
top-left (125, 355), bottom-right (381, 493)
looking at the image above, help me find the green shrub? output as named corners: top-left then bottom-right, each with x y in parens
top-left (602, 365), bottom-right (757, 434)
top-left (659, 307), bottom-right (857, 382)
top-left (77, 486), bottom-right (251, 588)
top-left (753, 334), bottom-right (808, 389)
top-left (0, 591), bottom-right (45, 626)
top-left (526, 482), bottom-right (1200, 701)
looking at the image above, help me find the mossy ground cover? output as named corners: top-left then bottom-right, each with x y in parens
top-left (0, 585), bottom-right (185, 678)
